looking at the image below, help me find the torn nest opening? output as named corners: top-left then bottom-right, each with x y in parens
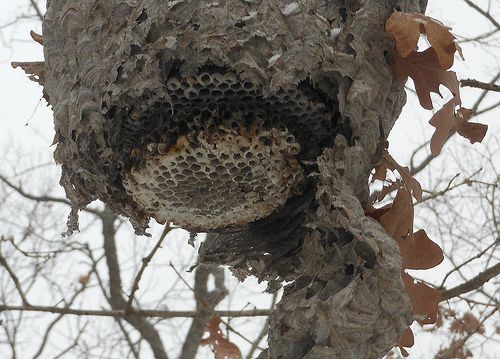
top-left (112, 68), bottom-right (339, 230)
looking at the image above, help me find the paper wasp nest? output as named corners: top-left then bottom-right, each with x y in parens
top-left (42, 1), bottom-right (346, 234)
top-left (41, 0), bottom-right (424, 357)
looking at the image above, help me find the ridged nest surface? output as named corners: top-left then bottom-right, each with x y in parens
top-left (119, 70), bottom-right (336, 229)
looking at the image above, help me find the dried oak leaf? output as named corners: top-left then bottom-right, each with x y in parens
top-left (402, 272), bottom-right (442, 325)
top-left (429, 99), bottom-right (456, 156)
top-left (398, 229), bottom-right (444, 270)
top-left (436, 344), bottom-right (473, 359)
top-left (382, 152), bottom-right (422, 201)
top-left (386, 12), bottom-right (462, 70)
top-left (378, 187), bottom-right (414, 240)
top-left (456, 108), bottom-right (488, 145)
top-left (398, 327), bottom-right (414, 357)
top-left (201, 317), bottom-right (242, 359)
top-left (430, 105), bottom-right (488, 156)
top-left (393, 47), bottom-right (460, 110)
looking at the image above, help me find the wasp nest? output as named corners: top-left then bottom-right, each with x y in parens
top-left (123, 122), bottom-right (304, 230)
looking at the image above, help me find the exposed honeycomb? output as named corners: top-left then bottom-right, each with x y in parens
top-left (118, 69), bottom-right (337, 161)
top-left (118, 69), bottom-right (337, 230)
top-left (122, 123), bottom-right (305, 229)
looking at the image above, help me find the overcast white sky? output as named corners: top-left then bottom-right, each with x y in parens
top-left (0, 1), bottom-right (499, 358)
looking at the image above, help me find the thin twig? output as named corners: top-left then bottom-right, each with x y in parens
top-left (439, 240), bottom-right (498, 288)
top-left (126, 225), bottom-right (173, 308)
top-left (52, 322), bottom-right (89, 359)
top-left (0, 174), bottom-right (103, 217)
top-left (29, 0), bottom-right (44, 21)
top-left (245, 292), bottom-right (278, 359)
top-left (463, 0), bottom-right (500, 30)
top-left (0, 245), bottom-right (30, 306)
top-left (170, 262), bottom-right (264, 348)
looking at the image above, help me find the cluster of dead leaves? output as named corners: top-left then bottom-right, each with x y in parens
top-left (449, 312), bottom-right (485, 335)
top-left (201, 317), bottom-right (242, 359)
top-left (368, 151), bottom-right (444, 356)
top-left (386, 12), bottom-right (488, 156)
top-left (376, 11), bottom-right (492, 355)
top-left (432, 310), bottom-right (484, 359)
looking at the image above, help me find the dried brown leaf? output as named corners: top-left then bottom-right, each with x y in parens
top-left (429, 99), bottom-right (456, 156)
top-left (386, 12), bottom-right (461, 70)
top-left (372, 162), bottom-right (388, 183)
top-left (78, 274), bottom-right (91, 286)
top-left (379, 187), bottom-right (414, 240)
top-left (385, 12), bottom-right (421, 58)
top-left (376, 183), bottom-right (397, 202)
top-left (382, 152), bottom-right (423, 201)
top-left (402, 272), bottom-right (442, 325)
top-left (422, 16), bottom-right (459, 70)
top-left (398, 229), bottom-right (444, 270)
top-left (201, 317), bottom-right (242, 359)
top-left (450, 319), bottom-right (466, 334)
top-left (462, 312), bottom-right (485, 334)
top-left (393, 48), bottom-right (460, 110)
top-left (455, 108), bottom-right (488, 144)
top-left (457, 122), bottom-right (488, 145)
top-left (398, 327), bottom-right (414, 356)
top-left (365, 203), bottom-right (392, 221)
top-left (430, 104), bottom-right (488, 156)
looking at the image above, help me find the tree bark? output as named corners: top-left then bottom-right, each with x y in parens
top-left (42, 0), bottom-right (426, 357)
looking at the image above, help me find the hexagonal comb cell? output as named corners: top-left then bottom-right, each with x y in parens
top-left (119, 69), bottom-right (336, 230)
top-left (123, 124), bottom-right (304, 229)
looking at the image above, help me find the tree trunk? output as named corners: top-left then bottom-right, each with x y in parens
top-left (42, 0), bottom-right (425, 357)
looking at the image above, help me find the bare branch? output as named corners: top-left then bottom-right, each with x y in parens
top-left (434, 307), bottom-right (498, 359)
top-left (463, 0), bottom-right (500, 30)
top-left (441, 262), bottom-right (500, 301)
top-left (101, 206), bottom-right (169, 359)
top-left (170, 262), bottom-right (260, 349)
top-left (114, 319), bottom-right (141, 359)
top-left (0, 244), bottom-right (30, 305)
top-left (461, 78), bottom-right (500, 92)
top-left (439, 240), bottom-right (498, 288)
top-left (0, 305), bottom-right (271, 318)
